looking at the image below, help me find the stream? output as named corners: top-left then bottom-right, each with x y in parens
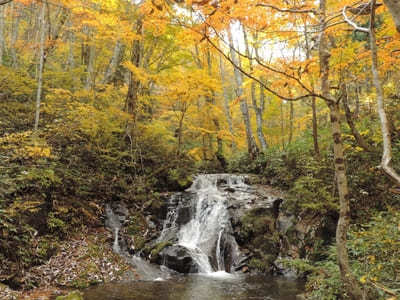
top-left (83, 274), bottom-right (304, 300)
top-left (92, 174), bottom-right (304, 299)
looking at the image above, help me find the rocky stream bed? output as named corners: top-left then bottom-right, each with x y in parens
top-left (1, 174), bottom-right (337, 299)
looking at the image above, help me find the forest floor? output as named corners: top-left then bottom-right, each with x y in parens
top-left (0, 228), bottom-right (138, 300)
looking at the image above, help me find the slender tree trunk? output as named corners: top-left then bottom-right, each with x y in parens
top-left (85, 39), bottom-right (96, 90)
top-left (219, 54), bottom-right (236, 150)
top-left (102, 40), bottom-right (125, 84)
top-left (311, 96), bottom-right (320, 157)
top-left (228, 28), bottom-right (259, 158)
top-left (288, 101), bottom-right (294, 145)
top-left (0, 6), bottom-right (5, 65)
top-left (125, 19), bottom-right (142, 121)
top-left (328, 102), bottom-right (364, 300)
top-left (255, 87), bottom-right (268, 151)
top-left (34, 3), bottom-right (46, 132)
top-left (319, 1), bottom-right (364, 299)
top-left (243, 28), bottom-right (268, 151)
top-left (354, 84), bottom-right (360, 119)
top-left (176, 109), bottom-right (186, 157)
top-left (304, 21), bottom-right (320, 157)
top-left (66, 19), bottom-right (75, 70)
top-left (342, 84), bottom-right (373, 152)
top-left (205, 49), bottom-right (225, 167)
top-left (370, 0), bottom-right (400, 185)
top-left (10, 2), bottom-right (20, 68)
top-left (280, 100), bottom-right (285, 150)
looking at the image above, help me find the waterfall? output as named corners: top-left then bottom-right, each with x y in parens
top-left (158, 174), bottom-right (245, 275)
top-left (105, 203), bottom-right (168, 281)
top-left (106, 204), bottom-right (122, 254)
top-left (113, 228), bottom-right (120, 253)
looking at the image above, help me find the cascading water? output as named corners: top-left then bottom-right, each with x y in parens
top-left (105, 204), bottom-right (122, 254)
top-left (105, 203), bottom-right (167, 281)
top-left (158, 174), bottom-right (245, 275)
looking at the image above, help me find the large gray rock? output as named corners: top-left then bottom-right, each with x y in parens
top-left (158, 245), bottom-right (198, 273)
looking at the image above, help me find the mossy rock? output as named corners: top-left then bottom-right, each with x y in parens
top-left (133, 235), bottom-right (146, 251)
top-left (56, 291), bottom-right (84, 300)
top-left (149, 241), bottom-right (172, 263)
top-left (252, 235), bottom-right (279, 254)
top-left (241, 211), bottom-right (275, 235)
top-left (249, 255), bottom-right (276, 273)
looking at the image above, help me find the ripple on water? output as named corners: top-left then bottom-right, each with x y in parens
top-left (83, 275), bottom-right (304, 300)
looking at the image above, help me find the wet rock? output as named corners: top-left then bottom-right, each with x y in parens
top-left (225, 187), bottom-right (235, 193)
top-left (145, 196), bottom-right (169, 220)
top-left (175, 204), bottom-right (192, 226)
top-left (158, 245), bottom-right (198, 273)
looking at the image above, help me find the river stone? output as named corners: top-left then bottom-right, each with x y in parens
top-left (158, 245), bottom-right (198, 273)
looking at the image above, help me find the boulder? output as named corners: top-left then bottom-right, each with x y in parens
top-left (158, 245), bottom-right (198, 273)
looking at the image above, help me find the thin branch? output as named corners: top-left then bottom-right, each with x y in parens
top-left (203, 33), bottom-right (324, 102)
top-left (0, 0), bottom-right (13, 5)
top-left (256, 3), bottom-right (316, 14)
top-left (204, 21), bottom-right (315, 96)
top-left (342, 5), bottom-right (370, 33)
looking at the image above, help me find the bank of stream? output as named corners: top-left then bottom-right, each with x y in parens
top-left (89, 174), bottom-right (310, 300)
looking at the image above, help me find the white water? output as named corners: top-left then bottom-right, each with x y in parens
top-left (113, 228), bottom-right (120, 253)
top-left (160, 174), bottom-right (246, 275)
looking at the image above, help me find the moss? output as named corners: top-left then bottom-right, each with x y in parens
top-left (134, 236), bottom-right (146, 251)
top-left (241, 209), bottom-right (275, 239)
top-left (150, 241), bottom-right (172, 258)
top-left (56, 291), bottom-right (84, 300)
top-left (126, 213), bottom-right (147, 236)
top-left (249, 255), bottom-right (276, 273)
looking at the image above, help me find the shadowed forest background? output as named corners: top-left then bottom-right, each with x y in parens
top-left (0, 0), bottom-right (400, 299)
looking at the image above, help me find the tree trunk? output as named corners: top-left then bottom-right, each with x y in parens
top-left (102, 40), bottom-right (125, 84)
top-left (354, 84), bottom-right (360, 119)
top-left (219, 54), bottom-right (236, 150)
top-left (34, 3), bottom-right (46, 132)
top-left (370, 0), bottom-right (400, 185)
top-left (329, 102), bottom-right (364, 300)
top-left (85, 39), bottom-right (96, 90)
top-left (243, 28), bottom-right (268, 151)
top-left (288, 101), bottom-right (294, 145)
top-left (10, 2), bottom-right (20, 67)
top-left (280, 100), bottom-right (285, 150)
top-left (319, 1), bottom-right (364, 299)
top-left (125, 19), bottom-right (143, 121)
top-left (304, 21), bottom-right (320, 157)
top-left (342, 84), bottom-right (374, 152)
top-left (205, 48), bottom-right (225, 167)
top-left (384, 0), bottom-right (400, 33)
top-left (311, 96), bottom-right (320, 157)
top-left (256, 85), bottom-right (268, 151)
top-left (67, 19), bottom-right (75, 70)
top-left (228, 28), bottom-right (259, 158)
top-left (176, 109), bottom-right (186, 157)
top-left (0, 6), bottom-right (4, 65)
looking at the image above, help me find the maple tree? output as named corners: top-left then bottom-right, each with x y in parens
top-left (0, 0), bottom-right (400, 298)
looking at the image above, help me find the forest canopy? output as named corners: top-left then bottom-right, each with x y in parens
top-left (0, 0), bottom-right (400, 299)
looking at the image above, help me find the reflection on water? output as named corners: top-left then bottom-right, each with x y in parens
top-left (84, 275), bottom-right (304, 300)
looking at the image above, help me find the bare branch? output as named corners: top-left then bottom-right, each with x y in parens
top-left (0, 0), bottom-right (13, 5)
top-left (256, 3), bottom-right (316, 14)
top-left (342, 5), bottom-right (370, 33)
